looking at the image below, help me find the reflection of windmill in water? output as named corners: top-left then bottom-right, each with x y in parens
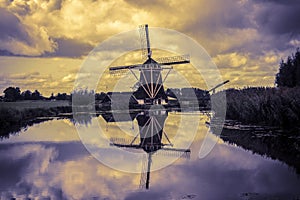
top-left (109, 109), bottom-right (190, 190)
top-left (109, 24), bottom-right (190, 105)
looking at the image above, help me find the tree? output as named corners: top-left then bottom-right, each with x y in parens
top-left (55, 93), bottom-right (70, 100)
top-left (294, 50), bottom-right (300, 86)
top-left (31, 90), bottom-right (42, 100)
top-left (49, 93), bottom-right (55, 100)
top-left (21, 90), bottom-right (32, 100)
top-left (275, 48), bottom-right (300, 87)
top-left (3, 87), bottom-right (21, 102)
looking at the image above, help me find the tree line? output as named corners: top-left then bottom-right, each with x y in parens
top-left (0, 87), bottom-right (72, 102)
top-left (0, 87), bottom-right (108, 102)
top-left (275, 48), bottom-right (300, 87)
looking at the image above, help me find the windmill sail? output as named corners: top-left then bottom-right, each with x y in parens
top-left (139, 24), bottom-right (152, 60)
top-left (106, 24), bottom-right (192, 106)
top-left (109, 64), bottom-right (141, 71)
top-left (157, 54), bottom-right (190, 65)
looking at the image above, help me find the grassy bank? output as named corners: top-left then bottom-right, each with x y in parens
top-left (0, 106), bottom-right (72, 138)
top-left (213, 87), bottom-right (300, 129)
top-left (0, 100), bottom-right (70, 111)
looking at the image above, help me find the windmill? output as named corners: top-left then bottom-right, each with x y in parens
top-left (109, 109), bottom-right (190, 189)
top-left (207, 80), bottom-right (230, 94)
top-left (109, 24), bottom-right (190, 105)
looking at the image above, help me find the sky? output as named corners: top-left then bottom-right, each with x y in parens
top-left (0, 0), bottom-right (300, 96)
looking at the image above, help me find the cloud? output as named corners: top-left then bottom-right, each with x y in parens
top-left (6, 73), bottom-right (51, 91)
top-left (1, 0), bottom-right (299, 59)
top-left (0, 71), bottom-right (53, 94)
top-left (8, 71), bottom-right (40, 79)
top-left (51, 38), bottom-right (94, 57)
top-left (0, 56), bottom-right (83, 96)
top-left (61, 74), bottom-right (75, 83)
top-left (0, 0), bottom-right (299, 90)
top-left (289, 39), bottom-right (300, 47)
top-left (0, 7), bottom-right (57, 56)
top-left (213, 52), bottom-right (248, 68)
top-left (0, 8), bottom-right (29, 41)
top-left (252, 0), bottom-right (300, 35)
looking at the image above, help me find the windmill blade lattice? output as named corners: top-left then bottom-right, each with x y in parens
top-left (156, 54), bottom-right (190, 66)
top-left (139, 24), bottom-right (151, 60)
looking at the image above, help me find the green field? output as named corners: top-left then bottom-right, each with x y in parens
top-left (0, 100), bottom-right (70, 111)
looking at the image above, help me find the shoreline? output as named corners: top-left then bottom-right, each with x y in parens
top-left (0, 106), bottom-right (72, 138)
top-left (208, 120), bottom-right (300, 174)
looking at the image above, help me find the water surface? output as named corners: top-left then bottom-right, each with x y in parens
top-left (0, 113), bottom-right (299, 200)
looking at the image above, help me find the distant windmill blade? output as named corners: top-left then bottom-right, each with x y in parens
top-left (208, 80), bottom-right (230, 93)
top-left (156, 54), bottom-right (190, 66)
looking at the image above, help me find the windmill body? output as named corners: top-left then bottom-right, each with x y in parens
top-left (109, 24), bottom-right (189, 106)
top-left (107, 24), bottom-right (229, 109)
top-left (133, 60), bottom-right (168, 105)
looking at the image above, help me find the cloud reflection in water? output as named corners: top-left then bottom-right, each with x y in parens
top-left (0, 117), bottom-right (299, 199)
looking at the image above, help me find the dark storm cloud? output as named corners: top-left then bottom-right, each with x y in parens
top-left (180, 0), bottom-right (300, 57)
top-left (0, 7), bottom-right (56, 56)
top-left (52, 38), bottom-right (94, 57)
top-left (0, 8), bottom-right (29, 43)
top-left (252, 0), bottom-right (300, 5)
top-left (253, 1), bottom-right (300, 35)
top-left (182, 0), bottom-right (254, 33)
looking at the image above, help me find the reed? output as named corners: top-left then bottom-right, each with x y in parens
top-left (213, 87), bottom-right (300, 129)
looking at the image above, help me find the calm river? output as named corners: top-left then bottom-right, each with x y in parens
top-left (0, 112), bottom-right (299, 200)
